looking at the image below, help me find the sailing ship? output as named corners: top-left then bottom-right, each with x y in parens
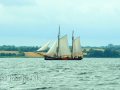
top-left (37, 26), bottom-right (83, 60)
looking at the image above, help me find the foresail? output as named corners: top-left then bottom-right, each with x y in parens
top-left (58, 35), bottom-right (71, 57)
top-left (46, 41), bottom-right (58, 56)
top-left (73, 37), bottom-right (83, 57)
top-left (37, 41), bottom-right (50, 52)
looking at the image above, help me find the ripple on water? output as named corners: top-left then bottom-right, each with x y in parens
top-left (29, 87), bottom-right (53, 90)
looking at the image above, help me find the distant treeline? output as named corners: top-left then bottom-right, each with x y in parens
top-left (0, 45), bottom-right (39, 52)
top-left (1, 44), bottom-right (120, 58)
top-left (0, 52), bottom-right (25, 57)
top-left (83, 44), bottom-right (120, 58)
top-left (0, 45), bottom-right (39, 57)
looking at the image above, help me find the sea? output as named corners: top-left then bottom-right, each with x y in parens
top-left (0, 58), bottom-right (120, 90)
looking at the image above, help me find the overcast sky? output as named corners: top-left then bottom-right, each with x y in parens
top-left (0, 0), bottom-right (120, 46)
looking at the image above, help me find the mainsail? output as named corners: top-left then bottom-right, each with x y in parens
top-left (46, 35), bottom-right (71, 57)
top-left (58, 35), bottom-right (71, 57)
top-left (73, 37), bottom-right (83, 57)
top-left (37, 41), bottom-right (50, 52)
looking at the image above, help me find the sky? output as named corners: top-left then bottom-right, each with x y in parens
top-left (0, 0), bottom-right (120, 46)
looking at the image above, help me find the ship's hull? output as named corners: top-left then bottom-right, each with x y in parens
top-left (44, 56), bottom-right (83, 60)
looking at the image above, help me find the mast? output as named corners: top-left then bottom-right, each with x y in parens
top-left (57, 25), bottom-right (60, 57)
top-left (71, 30), bottom-right (74, 58)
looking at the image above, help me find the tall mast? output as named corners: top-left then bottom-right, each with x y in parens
top-left (71, 30), bottom-right (74, 58)
top-left (57, 25), bottom-right (60, 57)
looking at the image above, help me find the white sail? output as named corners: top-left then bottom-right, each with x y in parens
top-left (37, 41), bottom-right (50, 52)
top-left (46, 41), bottom-right (58, 56)
top-left (58, 35), bottom-right (71, 57)
top-left (73, 37), bottom-right (83, 57)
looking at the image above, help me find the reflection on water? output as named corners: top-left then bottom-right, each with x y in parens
top-left (0, 58), bottom-right (120, 90)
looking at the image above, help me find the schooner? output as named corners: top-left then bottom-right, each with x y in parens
top-left (37, 26), bottom-right (83, 60)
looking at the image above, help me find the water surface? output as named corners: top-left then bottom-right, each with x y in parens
top-left (0, 58), bottom-right (120, 90)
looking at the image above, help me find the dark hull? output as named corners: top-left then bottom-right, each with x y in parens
top-left (44, 56), bottom-right (83, 60)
